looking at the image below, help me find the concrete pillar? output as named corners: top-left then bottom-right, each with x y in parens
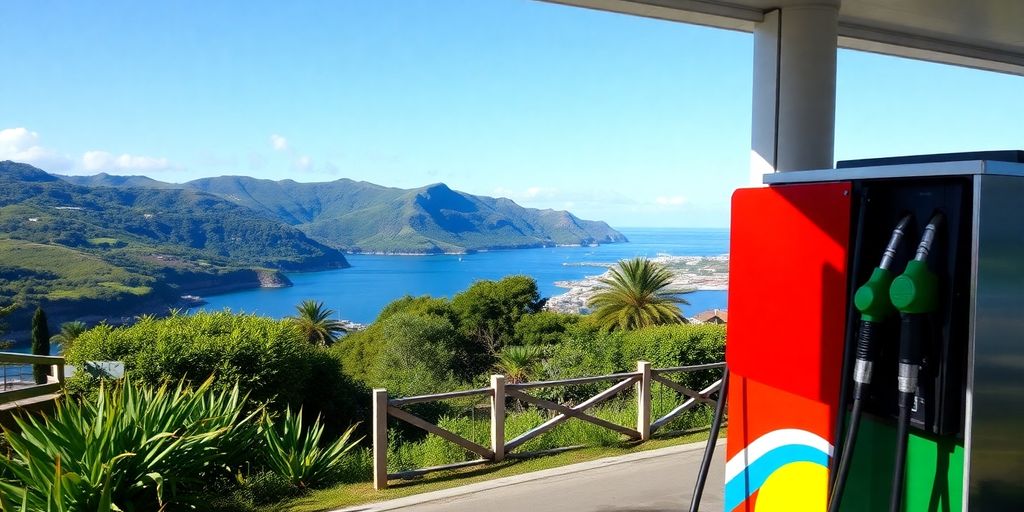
top-left (490, 374), bottom-right (506, 462)
top-left (637, 361), bottom-right (652, 440)
top-left (750, 2), bottom-right (839, 182)
top-left (372, 388), bottom-right (388, 490)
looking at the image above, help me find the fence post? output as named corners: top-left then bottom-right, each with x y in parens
top-left (490, 374), bottom-right (506, 462)
top-left (372, 388), bottom-right (389, 490)
top-left (637, 361), bottom-right (652, 441)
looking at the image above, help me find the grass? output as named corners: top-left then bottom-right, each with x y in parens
top-left (271, 428), bottom-right (723, 512)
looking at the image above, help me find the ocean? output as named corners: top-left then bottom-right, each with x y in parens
top-left (197, 228), bottom-right (730, 324)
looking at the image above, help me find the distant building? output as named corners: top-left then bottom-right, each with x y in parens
top-left (692, 309), bottom-right (728, 324)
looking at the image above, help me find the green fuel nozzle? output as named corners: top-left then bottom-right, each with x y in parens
top-left (849, 214), bottom-right (912, 390)
top-left (887, 211), bottom-right (944, 512)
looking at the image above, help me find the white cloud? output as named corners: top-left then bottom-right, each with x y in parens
top-left (270, 134), bottom-right (289, 151)
top-left (81, 151), bottom-right (172, 172)
top-left (655, 195), bottom-right (688, 206)
top-left (1, 126), bottom-right (176, 174)
top-left (0, 127), bottom-right (74, 171)
top-left (293, 155), bottom-right (313, 171)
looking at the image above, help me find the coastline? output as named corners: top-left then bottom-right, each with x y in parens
top-left (545, 255), bottom-right (729, 314)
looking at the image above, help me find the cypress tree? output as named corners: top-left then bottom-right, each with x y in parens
top-left (31, 307), bottom-right (51, 384)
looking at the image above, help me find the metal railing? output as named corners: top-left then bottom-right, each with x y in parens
top-left (0, 352), bottom-right (65, 406)
top-left (372, 360), bottom-right (725, 490)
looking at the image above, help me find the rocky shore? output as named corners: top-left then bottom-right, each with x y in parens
top-left (545, 255), bottom-right (729, 314)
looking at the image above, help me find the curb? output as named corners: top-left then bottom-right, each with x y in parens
top-left (330, 438), bottom-right (724, 512)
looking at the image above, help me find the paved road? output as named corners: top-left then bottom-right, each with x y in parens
top-left (338, 441), bottom-right (725, 512)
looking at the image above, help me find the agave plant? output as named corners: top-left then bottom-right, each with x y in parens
top-left (494, 345), bottom-right (544, 384)
top-left (262, 407), bottom-right (360, 489)
top-left (0, 376), bottom-right (261, 511)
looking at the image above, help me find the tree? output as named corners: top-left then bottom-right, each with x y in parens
top-left (587, 258), bottom-right (689, 331)
top-left (288, 300), bottom-right (346, 346)
top-left (369, 312), bottom-right (462, 396)
top-left (31, 307), bottom-right (51, 384)
top-left (494, 345), bottom-right (544, 384)
top-left (0, 302), bottom-right (16, 350)
top-left (451, 275), bottom-right (542, 355)
top-left (51, 321), bottom-right (88, 350)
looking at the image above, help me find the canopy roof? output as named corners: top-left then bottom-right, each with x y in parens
top-left (548, 0), bottom-right (1024, 75)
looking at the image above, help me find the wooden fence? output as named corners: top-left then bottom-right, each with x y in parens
top-left (0, 352), bottom-right (65, 406)
top-left (372, 361), bottom-right (725, 489)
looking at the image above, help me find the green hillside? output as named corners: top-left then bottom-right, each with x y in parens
top-left (184, 177), bottom-right (628, 253)
top-left (62, 172), bottom-right (627, 254)
top-left (0, 239), bottom-right (153, 302)
top-left (0, 161), bottom-right (351, 333)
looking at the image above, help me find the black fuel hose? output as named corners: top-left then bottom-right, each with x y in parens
top-left (689, 367), bottom-right (728, 512)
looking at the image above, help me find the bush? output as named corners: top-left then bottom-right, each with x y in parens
top-left (66, 312), bottom-right (311, 405)
top-left (513, 311), bottom-right (579, 346)
top-left (234, 471), bottom-right (301, 507)
top-left (64, 311), bottom-right (368, 438)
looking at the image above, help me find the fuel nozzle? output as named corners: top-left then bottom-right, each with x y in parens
top-left (890, 212), bottom-right (944, 390)
top-left (850, 214), bottom-right (913, 393)
top-left (887, 211), bottom-right (944, 512)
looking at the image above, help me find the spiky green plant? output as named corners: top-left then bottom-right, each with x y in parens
top-left (288, 300), bottom-right (346, 346)
top-left (0, 377), bottom-right (261, 510)
top-left (587, 258), bottom-right (689, 331)
top-left (50, 321), bottom-right (88, 350)
top-left (261, 408), bottom-right (360, 489)
top-left (494, 345), bottom-right (544, 384)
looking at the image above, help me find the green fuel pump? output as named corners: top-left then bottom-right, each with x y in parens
top-left (888, 212), bottom-right (944, 512)
top-left (828, 214), bottom-right (913, 512)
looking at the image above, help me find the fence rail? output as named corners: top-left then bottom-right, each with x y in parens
top-left (372, 360), bottom-right (725, 490)
top-left (0, 352), bottom-right (66, 406)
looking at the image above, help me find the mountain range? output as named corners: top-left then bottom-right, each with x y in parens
top-left (0, 161), bottom-right (625, 331)
top-left (63, 174), bottom-right (627, 254)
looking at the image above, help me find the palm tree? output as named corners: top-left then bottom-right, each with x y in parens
top-left (494, 345), bottom-right (544, 384)
top-left (289, 300), bottom-right (346, 346)
top-left (587, 257), bottom-right (689, 331)
top-left (50, 321), bottom-right (88, 349)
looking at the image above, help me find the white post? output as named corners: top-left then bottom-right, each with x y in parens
top-left (490, 374), bottom-right (506, 462)
top-left (750, 2), bottom-right (839, 182)
top-left (637, 361), bottom-right (652, 441)
top-left (372, 389), bottom-right (388, 490)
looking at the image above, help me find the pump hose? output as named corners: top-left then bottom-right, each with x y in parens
top-left (889, 391), bottom-right (914, 512)
top-left (688, 367), bottom-right (729, 512)
top-left (827, 385), bottom-right (866, 512)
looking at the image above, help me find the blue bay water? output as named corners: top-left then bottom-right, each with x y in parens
top-left (197, 228), bottom-right (730, 324)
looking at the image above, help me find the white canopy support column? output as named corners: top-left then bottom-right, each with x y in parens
top-left (750, 2), bottom-right (840, 182)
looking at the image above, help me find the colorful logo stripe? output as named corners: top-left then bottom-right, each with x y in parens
top-left (724, 429), bottom-right (833, 511)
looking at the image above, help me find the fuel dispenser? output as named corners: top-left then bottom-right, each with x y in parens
top-left (722, 152), bottom-right (1024, 511)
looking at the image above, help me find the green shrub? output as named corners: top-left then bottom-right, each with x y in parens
top-left (236, 471), bottom-right (300, 506)
top-left (66, 312), bottom-right (311, 405)
top-left (0, 377), bottom-right (260, 510)
top-left (514, 311), bottom-right (579, 346)
top-left (262, 408), bottom-right (360, 489)
top-left (65, 311), bottom-right (368, 439)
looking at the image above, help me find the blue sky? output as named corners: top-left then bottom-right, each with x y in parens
top-left (2, 1), bottom-right (1022, 228)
